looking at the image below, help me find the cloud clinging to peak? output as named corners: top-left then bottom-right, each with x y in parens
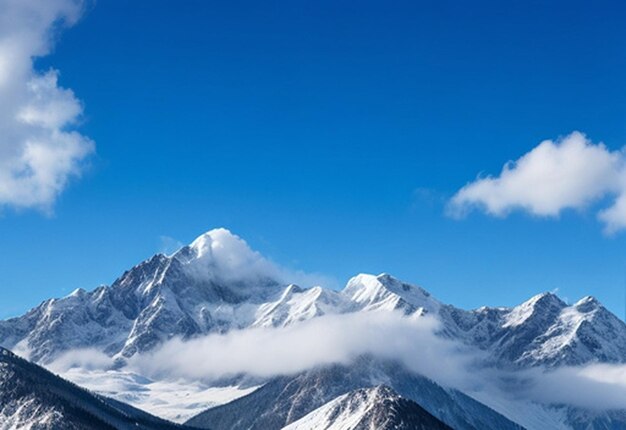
top-left (448, 132), bottom-right (626, 233)
top-left (180, 228), bottom-right (336, 288)
top-left (0, 0), bottom-right (93, 212)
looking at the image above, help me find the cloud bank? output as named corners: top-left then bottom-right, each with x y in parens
top-left (448, 132), bottom-right (626, 233)
top-left (48, 310), bottom-right (626, 416)
top-left (129, 313), bottom-right (626, 412)
top-left (523, 363), bottom-right (626, 410)
top-left (127, 312), bottom-right (475, 389)
top-left (0, 0), bottom-right (93, 211)
top-left (182, 228), bottom-right (337, 288)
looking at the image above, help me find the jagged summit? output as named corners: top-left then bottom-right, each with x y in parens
top-left (442, 288), bottom-right (626, 367)
top-left (0, 228), bottom-right (291, 362)
top-left (282, 385), bottom-right (453, 430)
top-left (573, 295), bottom-right (602, 312)
top-left (502, 291), bottom-right (566, 328)
top-left (526, 291), bottom-right (566, 306)
top-left (343, 273), bottom-right (440, 314)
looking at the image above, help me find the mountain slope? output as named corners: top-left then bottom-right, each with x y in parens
top-left (186, 357), bottom-right (523, 430)
top-left (0, 347), bottom-right (196, 430)
top-left (0, 229), bottom-right (289, 363)
top-left (282, 385), bottom-right (452, 430)
top-left (441, 292), bottom-right (626, 367)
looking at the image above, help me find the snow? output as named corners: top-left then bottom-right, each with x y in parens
top-left (342, 273), bottom-right (440, 313)
top-left (281, 385), bottom-right (445, 430)
top-left (282, 390), bottom-right (371, 430)
top-left (502, 292), bottom-right (565, 328)
top-left (253, 285), bottom-right (349, 328)
top-left (60, 367), bottom-right (260, 423)
top-left (67, 288), bottom-right (86, 298)
top-left (0, 397), bottom-right (62, 430)
top-left (279, 386), bottom-right (404, 430)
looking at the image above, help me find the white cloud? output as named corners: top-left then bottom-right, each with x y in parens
top-left (47, 348), bottom-right (113, 373)
top-left (0, 0), bottom-right (93, 211)
top-left (448, 131), bottom-right (626, 233)
top-left (186, 228), bottom-right (285, 284)
top-left (127, 312), bottom-right (476, 388)
top-left (523, 363), bottom-right (626, 410)
top-left (182, 228), bottom-right (337, 288)
top-left (159, 235), bottom-right (185, 256)
top-left (597, 193), bottom-right (626, 234)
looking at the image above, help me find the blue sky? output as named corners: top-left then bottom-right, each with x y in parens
top-left (2, 0), bottom-right (626, 318)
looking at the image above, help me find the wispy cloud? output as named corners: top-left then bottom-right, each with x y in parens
top-left (159, 235), bottom-right (185, 256)
top-left (126, 311), bottom-right (476, 387)
top-left (448, 131), bottom-right (626, 233)
top-left (180, 228), bottom-right (337, 288)
top-left (522, 363), bottom-right (626, 410)
top-left (0, 0), bottom-right (93, 212)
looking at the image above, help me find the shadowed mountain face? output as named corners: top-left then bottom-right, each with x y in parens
top-left (186, 357), bottom-right (523, 430)
top-left (282, 385), bottom-right (453, 430)
top-left (0, 347), bottom-right (197, 429)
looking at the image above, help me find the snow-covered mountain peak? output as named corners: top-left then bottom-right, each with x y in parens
top-left (523, 292), bottom-right (565, 309)
top-left (342, 273), bottom-right (440, 314)
top-left (173, 228), bottom-right (283, 287)
top-left (503, 292), bottom-right (566, 328)
top-left (67, 287), bottom-right (86, 298)
top-left (573, 295), bottom-right (602, 313)
top-left (282, 385), bottom-right (453, 430)
top-left (253, 284), bottom-right (349, 328)
top-left (450, 290), bottom-right (626, 367)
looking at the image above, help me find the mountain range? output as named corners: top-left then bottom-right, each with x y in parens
top-left (281, 385), bottom-right (453, 430)
top-left (1, 228), bottom-right (626, 429)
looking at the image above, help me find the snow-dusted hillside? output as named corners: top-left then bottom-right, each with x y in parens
top-left (186, 357), bottom-right (523, 430)
top-left (2, 228), bottom-right (624, 370)
top-left (282, 385), bottom-right (452, 430)
top-left (0, 347), bottom-right (195, 430)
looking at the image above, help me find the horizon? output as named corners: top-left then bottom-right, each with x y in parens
top-left (2, 225), bottom-right (620, 320)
